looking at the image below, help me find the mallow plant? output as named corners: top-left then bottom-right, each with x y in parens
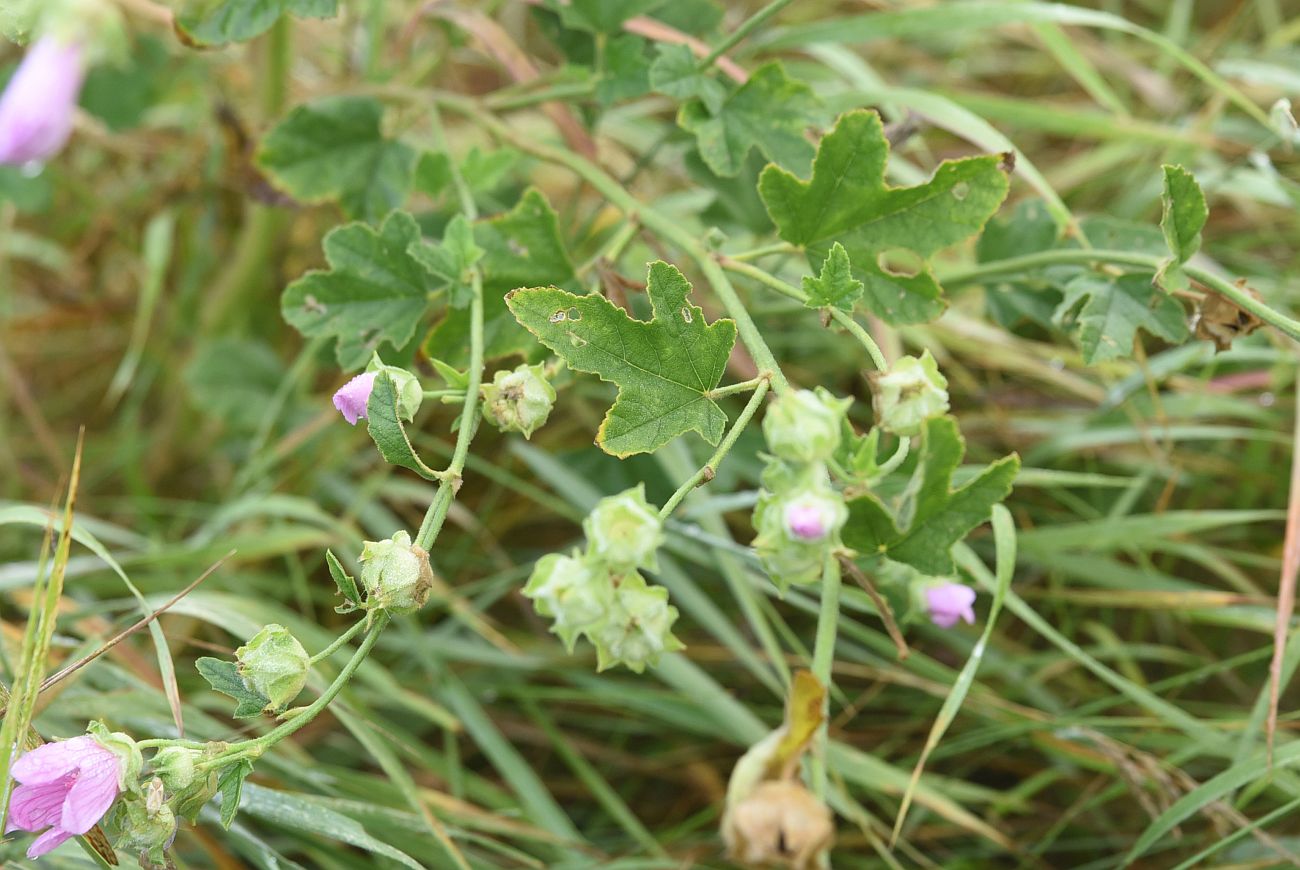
top-left (4, 0), bottom-right (1300, 866)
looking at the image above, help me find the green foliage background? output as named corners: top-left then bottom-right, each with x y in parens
top-left (3, 0), bottom-right (1300, 867)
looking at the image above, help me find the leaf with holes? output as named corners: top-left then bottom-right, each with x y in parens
top-left (177, 0), bottom-right (337, 45)
top-left (679, 62), bottom-right (822, 177)
top-left (1055, 273), bottom-right (1189, 365)
top-left (282, 211), bottom-right (435, 370)
top-left (256, 96), bottom-right (416, 223)
top-left (843, 416), bottom-right (1018, 575)
top-left (760, 110), bottom-right (1010, 324)
top-left (1156, 164), bottom-right (1207, 292)
top-left (426, 189), bottom-right (578, 365)
top-left (507, 261), bottom-right (737, 457)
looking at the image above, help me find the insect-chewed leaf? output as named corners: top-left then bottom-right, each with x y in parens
top-left (760, 110), bottom-right (1010, 324)
top-left (507, 261), bottom-right (737, 457)
top-left (256, 95), bottom-right (415, 222)
top-left (281, 211), bottom-right (434, 370)
top-left (843, 416), bottom-right (1018, 575)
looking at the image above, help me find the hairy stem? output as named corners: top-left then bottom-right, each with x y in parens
top-left (699, 0), bottom-right (797, 70)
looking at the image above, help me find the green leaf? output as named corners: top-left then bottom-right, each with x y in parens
top-left (195, 657), bottom-right (270, 719)
top-left (325, 550), bottom-right (361, 612)
top-left (185, 338), bottom-right (285, 431)
top-left (365, 372), bottom-right (441, 481)
top-left (1055, 273), bottom-right (1189, 365)
top-left (408, 215), bottom-right (484, 308)
top-left (760, 110), bottom-right (1010, 324)
top-left (555, 0), bottom-right (664, 33)
top-left (649, 43), bottom-right (726, 114)
top-left (426, 189), bottom-right (577, 365)
top-left (256, 96), bottom-right (416, 223)
top-left (282, 211), bottom-right (434, 371)
top-left (178, 0), bottom-right (337, 46)
top-left (1157, 164), bottom-right (1207, 291)
top-left (216, 759), bottom-right (255, 828)
top-left (507, 261), bottom-right (737, 457)
top-left (597, 34), bottom-right (652, 105)
top-left (843, 416), bottom-right (1019, 575)
top-left (801, 242), bottom-right (863, 311)
top-left (679, 62), bottom-right (821, 177)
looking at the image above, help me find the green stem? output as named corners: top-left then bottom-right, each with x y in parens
top-left (422, 388), bottom-right (467, 399)
top-left (659, 378), bottom-right (771, 519)
top-left (719, 257), bottom-right (888, 370)
top-left (484, 81), bottom-right (596, 110)
top-left (873, 436), bottom-right (910, 478)
top-left (137, 738), bottom-right (208, 750)
top-left (434, 95), bottom-right (791, 392)
top-left (308, 618), bottom-right (369, 665)
top-left (415, 105), bottom-right (486, 553)
top-left (707, 375), bottom-right (767, 399)
top-left (942, 249), bottom-right (1300, 342)
top-left (725, 240), bottom-right (798, 262)
top-left (809, 552), bottom-right (842, 799)
top-left (200, 613), bottom-right (389, 768)
top-left (699, 0), bottom-right (797, 69)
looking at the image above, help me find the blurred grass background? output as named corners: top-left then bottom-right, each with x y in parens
top-left (3, 0), bottom-right (1300, 866)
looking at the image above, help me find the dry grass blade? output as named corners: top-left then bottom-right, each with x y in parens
top-left (1266, 373), bottom-right (1300, 761)
top-left (840, 556), bottom-right (909, 660)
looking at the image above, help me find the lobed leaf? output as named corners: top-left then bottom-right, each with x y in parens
top-left (1055, 273), bottom-right (1189, 365)
top-left (507, 261), bottom-right (737, 457)
top-left (282, 211), bottom-right (434, 370)
top-left (196, 657), bottom-right (270, 719)
top-left (256, 96), bottom-right (416, 223)
top-left (843, 416), bottom-right (1019, 575)
top-left (801, 241), bottom-right (863, 311)
top-left (760, 110), bottom-right (1010, 324)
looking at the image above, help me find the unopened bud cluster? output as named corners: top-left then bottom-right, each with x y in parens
top-left (523, 485), bottom-right (682, 672)
top-left (870, 350), bottom-right (949, 437)
top-left (753, 389), bottom-right (851, 591)
top-left (482, 362), bottom-right (556, 438)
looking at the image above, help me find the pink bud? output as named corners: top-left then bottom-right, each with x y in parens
top-left (332, 371), bottom-right (377, 425)
top-left (7, 736), bottom-right (121, 858)
top-left (783, 501), bottom-right (829, 541)
top-left (925, 582), bottom-right (977, 628)
top-left (0, 37), bottom-right (86, 166)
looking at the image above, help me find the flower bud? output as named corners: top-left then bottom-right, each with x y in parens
top-left (154, 743), bottom-right (225, 822)
top-left (924, 581), bottom-right (976, 628)
top-left (359, 530), bottom-right (435, 613)
top-left (0, 36), bottom-right (85, 166)
top-left (367, 354), bottom-right (423, 422)
top-left (481, 362), bottom-right (556, 439)
top-left (236, 624), bottom-right (310, 713)
top-left (87, 719), bottom-right (142, 792)
top-left (333, 371), bottom-right (376, 425)
top-left (871, 350), bottom-right (949, 437)
top-left (722, 780), bottom-right (834, 870)
top-left (587, 572), bottom-right (683, 673)
top-left (583, 484), bottom-right (664, 573)
top-left (763, 388), bottom-right (852, 463)
top-left (112, 784), bottom-right (177, 868)
top-left (752, 465), bottom-right (845, 592)
top-left (781, 490), bottom-right (846, 543)
top-left (523, 552), bottom-right (613, 652)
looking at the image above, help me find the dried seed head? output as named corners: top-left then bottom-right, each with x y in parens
top-left (723, 780), bottom-right (834, 870)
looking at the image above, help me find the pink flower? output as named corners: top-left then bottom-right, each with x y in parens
top-left (333, 371), bottom-right (377, 425)
top-left (925, 582), bottom-right (977, 628)
top-left (0, 37), bottom-right (86, 166)
top-left (784, 501), bottom-right (829, 541)
top-left (6, 736), bottom-right (121, 859)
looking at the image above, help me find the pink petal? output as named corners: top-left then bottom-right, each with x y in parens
top-left (0, 37), bottom-right (85, 166)
top-left (332, 371), bottom-right (377, 425)
top-left (11, 736), bottom-right (96, 785)
top-left (7, 778), bottom-right (72, 832)
top-left (26, 825), bottom-right (73, 858)
top-left (60, 752), bottom-right (119, 834)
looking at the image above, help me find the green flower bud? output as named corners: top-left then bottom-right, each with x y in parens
top-left (870, 350), bottom-right (949, 437)
top-left (110, 782), bottom-right (177, 868)
top-left (751, 463), bottom-right (846, 593)
top-left (87, 720), bottom-right (143, 794)
top-left (236, 624), bottom-right (310, 713)
top-left (588, 573), bottom-right (683, 673)
top-left (583, 484), bottom-right (664, 573)
top-left (359, 530), bottom-right (436, 614)
top-left (481, 363), bottom-right (557, 439)
top-left (523, 552), bottom-right (614, 652)
top-left (366, 353), bottom-right (424, 422)
top-left (155, 743), bottom-right (226, 822)
top-left (762, 388), bottom-right (852, 463)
